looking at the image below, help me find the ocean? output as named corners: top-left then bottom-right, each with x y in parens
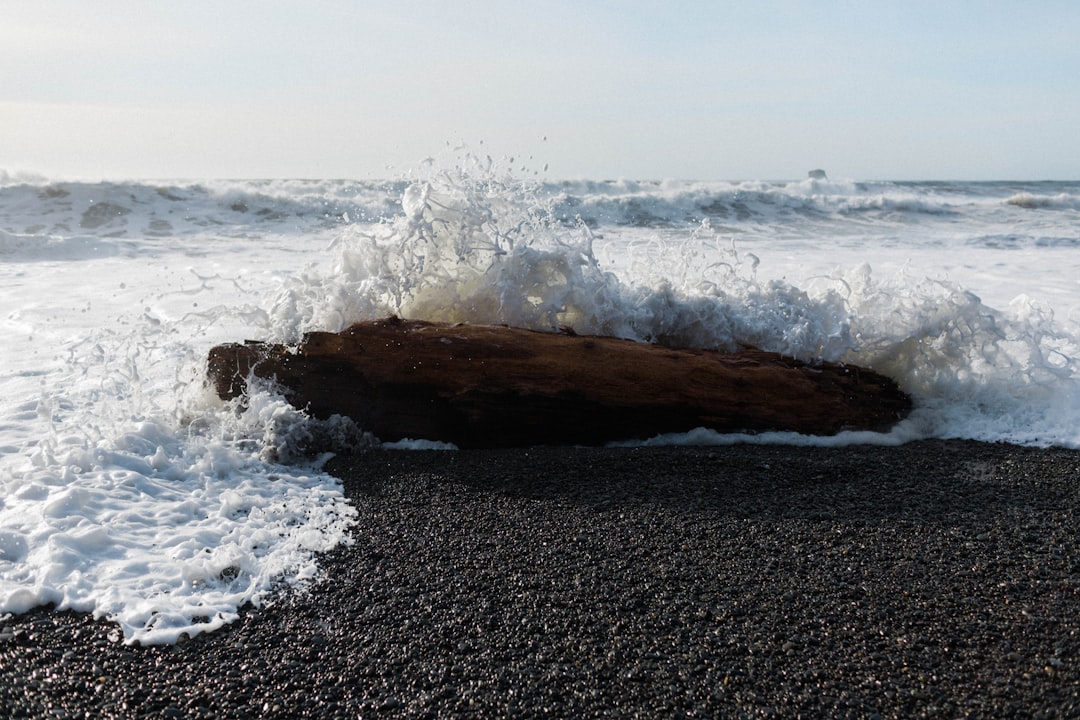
top-left (2, 157), bottom-right (1078, 643)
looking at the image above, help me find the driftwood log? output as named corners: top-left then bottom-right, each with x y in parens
top-left (207, 317), bottom-right (911, 448)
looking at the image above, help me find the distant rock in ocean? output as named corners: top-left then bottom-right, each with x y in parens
top-left (808, 169), bottom-right (828, 180)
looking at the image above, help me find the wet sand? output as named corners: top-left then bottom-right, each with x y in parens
top-left (2, 440), bottom-right (1078, 718)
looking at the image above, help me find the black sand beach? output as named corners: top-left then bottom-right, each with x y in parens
top-left (2, 440), bottom-right (1078, 718)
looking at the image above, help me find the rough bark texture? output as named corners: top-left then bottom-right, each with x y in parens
top-left (207, 317), bottom-right (911, 448)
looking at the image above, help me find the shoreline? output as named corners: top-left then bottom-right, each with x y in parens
top-left (2, 440), bottom-right (1078, 718)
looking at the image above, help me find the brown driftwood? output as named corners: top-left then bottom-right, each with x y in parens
top-left (207, 317), bottom-right (911, 448)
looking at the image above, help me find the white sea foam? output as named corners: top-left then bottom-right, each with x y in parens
top-left (1, 157), bottom-right (1078, 643)
top-left (0, 215), bottom-right (356, 644)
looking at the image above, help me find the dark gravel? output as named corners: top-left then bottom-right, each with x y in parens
top-left (2, 440), bottom-right (1078, 719)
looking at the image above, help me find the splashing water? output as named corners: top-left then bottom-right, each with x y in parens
top-left (267, 156), bottom-right (858, 360)
top-left (1, 158), bottom-right (1078, 644)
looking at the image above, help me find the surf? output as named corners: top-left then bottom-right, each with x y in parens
top-left (1, 156), bottom-right (1078, 644)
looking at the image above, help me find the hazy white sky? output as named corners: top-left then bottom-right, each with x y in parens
top-left (3, 1), bottom-right (1078, 181)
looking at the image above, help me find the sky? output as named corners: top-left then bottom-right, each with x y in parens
top-left (2, 1), bottom-right (1078, 181)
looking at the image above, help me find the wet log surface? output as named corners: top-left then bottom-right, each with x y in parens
top-left (207, 317), bottom-right (911, 448)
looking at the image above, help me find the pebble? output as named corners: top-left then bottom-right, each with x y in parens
top-left (1, 441), bottom-right (1077, 718)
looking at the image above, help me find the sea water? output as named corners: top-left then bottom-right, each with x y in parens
top-left (1, 156), bottom-right (1078, 643)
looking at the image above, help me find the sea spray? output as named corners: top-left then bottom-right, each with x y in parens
top-left (267, 156), bottom-right (858, 360)
top-left (2, 162), bottom-right (1079, 645)
top-left (262, 159), bottom-right (1079, 445)
top-left (0, 246), bottom-right (358, 644)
